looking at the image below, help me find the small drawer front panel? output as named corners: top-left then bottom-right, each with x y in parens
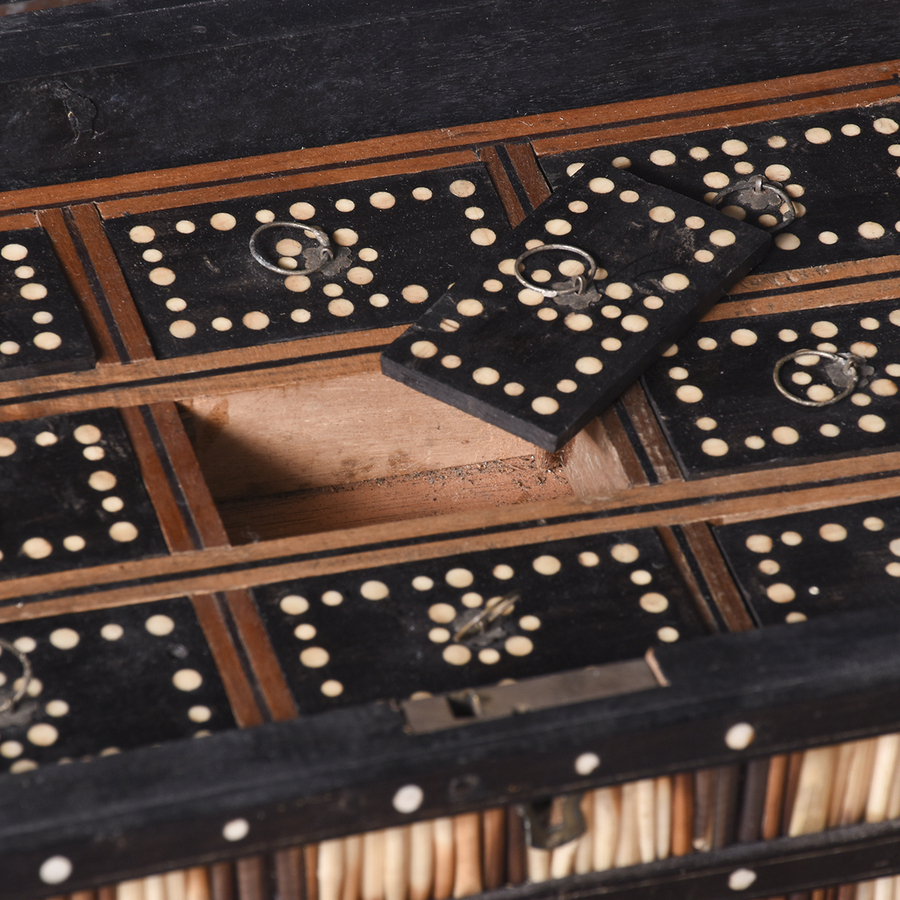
top-left (252, 528), bottom-right (706, 715)
top-left (641, 298), bottom-right (900, 478)
top-left (103, 165), bottom-right (509, 358)
top-left (0, 228), bottom-right (95, 380)
top-left (714, 497), bottom-right (900, 627)
top-left (539, 104), bottom-right (900, 275)
top-left (0, 408), bottom-right (168, 583)
top-left (382, 162), bottom-right (768, 451)
top-left (0, 597), bottom-right (235, 773)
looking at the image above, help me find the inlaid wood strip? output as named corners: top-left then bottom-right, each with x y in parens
top-left (656, 526), bottom-right (721, 634)
top-left (619, 384), bottom-right (683, 483)
top-left (0, 324), bottom-right (403, 405)
top-left (67, 204), bottom-right (155, 361)
top-left (120, 404), bottom-right (264, 726)
top-left (598, 405), bottom-right (652, 488)
top-left (502, 143), bottom-right (552, 210)
top-left (97, 151), bottom-right (481, 219)
top-left (118, 405), bottom-right (195, 553)
top-left (190, 592), bottom-right (266, 728)
top-left (708, 279), bottom-right (900, 323)
top-left (1, 61), bottom-right (895, 217)
top-left (146, 401), bottom-right (229, 549)
top-left (35, 208), bottom-right (121, 365)
top-left (0, 347), bottom-right (389, 424)
top-left (223, 588), bottom-right (298, 722)
top-left (5, 456), bottom-right (900, 616)
top-left (478, 146), bottom-right (527, 227)
top-left (730, 256), bottom-right (900, 297)
top-left (678, 521), bottom-right (755, 632)
top-left (530, 84), bottom-right (899, 157)
top-left (0, 212), bottom-right (38, 232)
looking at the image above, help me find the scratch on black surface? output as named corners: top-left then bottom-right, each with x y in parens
top-left (46, 79), bottom-right (97, 142)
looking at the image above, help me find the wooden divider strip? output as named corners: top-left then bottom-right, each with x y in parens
top-left (147, 401), bottom-right (230, 549)
top-left (97, 151), bottom-right (480, 218)
top-left (191, 593), bottom-right (267, 728)
top-left (119, 405), bottom-right (197, 554)
top-left (709, 278), bottom-right (900, 323)
top-left (503, 143), bottom-right (551, 209)
top-left (730, 256), bottom-right (900, 297)
top-left (598, 405), bottom-right (652, 488)
top-left (478, 146), bottom-right (527, 226)
top-left (619, 384), bottom-right (683, 483)
top-left (678, 521), bottom-right (756, 633)
top-left (221, 588), bottom-right (298, 722)
top-left (0, 212), bottom-right (38, 232)
top-left (35, 207), bottom-right (122, 365)
top-left (531, 84), bottom-right (899, 157)
top-left (119, 404), bottom-right (266, 725)
top-left (3, 455), bottom-right (900, 619)
top-left (656, 526), bottom-right (722, 634)
top-left (67, 203), bottom-right (156, 361)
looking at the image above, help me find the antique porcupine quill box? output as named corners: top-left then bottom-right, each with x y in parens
top-left (4, 3), bottom-right (900, 900)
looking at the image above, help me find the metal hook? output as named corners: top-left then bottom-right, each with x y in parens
top-left (710, 176), bottom-right (797, 233)
top-left (249, 221), bottom-right (334, 276)
top-left (0, 638), bottom-right (32, 715)
top-left (513, 243), bottom-right (598, 298)
top-left (773, 349), bottom-right (871, 407)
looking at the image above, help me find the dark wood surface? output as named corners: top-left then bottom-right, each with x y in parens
top-left (1, 0), bottom-right (899, 187)
top-left (382, 162), bottom-right (769, 450)
top-left (0, 55), bottom-right (899, 900)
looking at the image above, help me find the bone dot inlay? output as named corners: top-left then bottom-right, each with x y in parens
top-left (533, 555), bottom-right (561, 575)
top-left (505, 636), bottom-right (533, 656)
top-left (776, 233), bottom-right (801, 250)
top-left (767, 584), bottom-right (796, 603)
top-left (446, 568), bottom-right (474, 588)
top-left (640, 593), bottom-right (669, 613)
top-left (443, 645), bottom-right (471, 666)
top-left (532, 396), bottom-right (559, 415)
top-left (703, 172), bottom-right (729, 189)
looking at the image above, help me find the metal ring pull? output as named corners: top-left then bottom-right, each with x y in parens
top-left (249, 221), bottom-right (334, 276)
top-left (710, 175), bottom-right (797, 233)
top-left (513, 244), bottom-right (598, 298)
top-left (773, 349), bottom-right (866, 407)
top-left (0, 638), bottom-right (32, 715)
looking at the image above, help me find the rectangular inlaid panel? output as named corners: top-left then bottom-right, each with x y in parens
top-left (382, 162), bottom-right (770, 451)
top-left (0, 228), bottom-right (95, 380)
top-left (102, 165), bottom-right (509, 358)
top-left (641, 299), bottom-right (900, 478)
top-left (0, 598), bottom-right (235, 773)
top-left (714, 498), bottom-right (900, 627)
top-left (252, 528), bottom-right (706, 715)
top-left (539, 104), bottom-right (900, 275)
top-left (0, 408), bottom-right (168, 582)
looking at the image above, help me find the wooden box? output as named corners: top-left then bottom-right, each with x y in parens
top-left (3, 4), bottom-right (900, 900)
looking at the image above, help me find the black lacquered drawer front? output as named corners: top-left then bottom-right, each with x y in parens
top-left (103, 164), bottom-right (509, 358)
